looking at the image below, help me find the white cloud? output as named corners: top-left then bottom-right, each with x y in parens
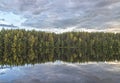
top-left (0, 0), bottom-right (120, 32)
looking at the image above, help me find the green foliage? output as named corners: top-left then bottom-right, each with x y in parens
top-left (0, 29), bottom-right (120, 66)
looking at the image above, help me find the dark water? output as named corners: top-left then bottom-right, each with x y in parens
top-left (0, 48), bottom-right (120, 66)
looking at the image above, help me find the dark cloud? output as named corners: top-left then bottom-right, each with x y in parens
top-left (0, 24), bottom-right (18, 28)
top-left (0, 0), bottom-right (120, 30)
top-left (0, 19), bottom-right (5, 21)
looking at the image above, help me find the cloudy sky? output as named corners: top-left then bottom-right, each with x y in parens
top-left (0, 0), bottom-right (120, 33)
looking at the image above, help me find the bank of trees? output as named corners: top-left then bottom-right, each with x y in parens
top-left (0, 29), bottom-right (120, 49)
top-left (0, 29), bottom-right (120, 65)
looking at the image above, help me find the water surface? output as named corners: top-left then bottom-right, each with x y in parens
top-left (0, 61), bottom-right (120, 83)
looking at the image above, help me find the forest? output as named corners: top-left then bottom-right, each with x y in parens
top-left (0, 29), bottom-right (120, 66)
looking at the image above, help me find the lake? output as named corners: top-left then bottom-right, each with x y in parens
top-left (0, 49), bottom-right (120, 83)
top-left (0, 61), bottom-right (120, 83)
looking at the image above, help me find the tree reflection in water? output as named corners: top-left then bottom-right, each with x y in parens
top-left (0, 48), bottom-right (120, 66)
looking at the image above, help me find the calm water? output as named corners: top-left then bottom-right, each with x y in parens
top-left (0, 61), bottom-right (120, 83)
top-left (0, 48), bottom-right (120, 66)
top-left (0, 49), bottom-right (120, 83)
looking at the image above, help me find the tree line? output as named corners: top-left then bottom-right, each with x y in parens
top-left (0, 29), bottom-right (120, 65)
top-left (0, 29), bottom-right (120, 48)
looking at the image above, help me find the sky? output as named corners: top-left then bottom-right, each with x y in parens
top-left (0, 0), bottom-right (120, 33)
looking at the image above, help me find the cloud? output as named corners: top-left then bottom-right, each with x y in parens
top-left (0, 24), bottom-right (18, 28)
top-left (0, 0), bottom-right (120, 31)
top-left (0, 19), bottom-right (5, 21)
